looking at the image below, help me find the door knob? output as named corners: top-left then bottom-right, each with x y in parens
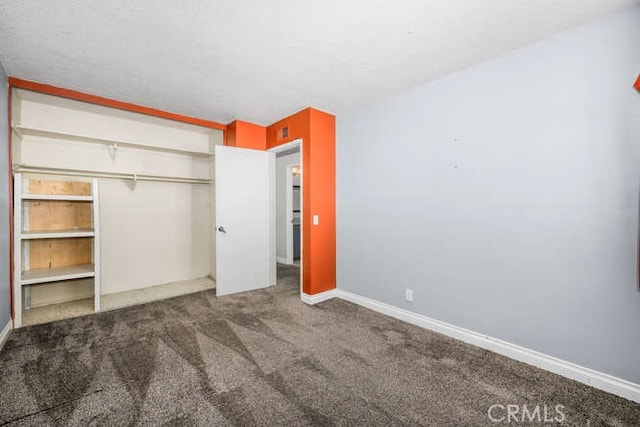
top-left (218, 226), bottom-right (227, 233)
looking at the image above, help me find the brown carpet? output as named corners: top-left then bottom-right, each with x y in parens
top-left (1, 264), bottom-right (639, 425)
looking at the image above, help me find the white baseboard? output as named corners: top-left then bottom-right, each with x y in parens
top-left (276, 256), bottom-right (289, 264)
top-left (307, 288), bottom-right (640, 404)
top-left (0, 319), bottom-right (12, 353)
top-left (301, 289), bottom-right (338, 305)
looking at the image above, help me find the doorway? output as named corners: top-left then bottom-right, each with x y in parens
top-left (269, 140), bottom-right (303, 293)
top-left (288, 165), bottom-right (301, 266)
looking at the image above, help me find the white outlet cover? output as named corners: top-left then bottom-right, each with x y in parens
top-left (405, 289), bottom-right (413, 302)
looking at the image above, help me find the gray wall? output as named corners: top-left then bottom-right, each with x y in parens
top-left (0, 61), bottom-right (10, 329)
top-left (337, 6), bottom-right (640, 384)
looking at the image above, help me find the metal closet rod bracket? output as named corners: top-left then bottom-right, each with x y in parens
top-left (109, 143), bottom-right (119, 160)
top-left (131, 173), bottom-right (138, 190)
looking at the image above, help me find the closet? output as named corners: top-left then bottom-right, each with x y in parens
top-left (11, 89), bottom-right (222, 327)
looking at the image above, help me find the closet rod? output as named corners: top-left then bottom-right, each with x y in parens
top-left (12, 164), bottom-right (212, 185)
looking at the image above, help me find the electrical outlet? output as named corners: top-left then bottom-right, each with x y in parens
top-left (405, 289), bottom-right (413, 302)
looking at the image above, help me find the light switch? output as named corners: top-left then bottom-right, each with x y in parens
top-left (313, 215), bottom-right (319, 225)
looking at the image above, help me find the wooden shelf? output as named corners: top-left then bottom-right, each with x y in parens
top-left (21, 264), bottom-right (95, 285)
top-left (21, 229), bottom-right (94, 239)
top-left (13, 124), bottom-right (213, 158)
top-left (21, 194), bottom-right (93, 201)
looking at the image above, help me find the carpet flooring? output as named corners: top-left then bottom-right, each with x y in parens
top-left (1, 264), bottom-right (639, 425)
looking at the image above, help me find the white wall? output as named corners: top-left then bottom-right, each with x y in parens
top-left (337, 6), bottom-right (640, 384)
top-left (98, 180), bottom-right (212, 294)
top-left (276, 151), bottom-right (300, 261)
top-left (14, 90), bottom-right (220, 301)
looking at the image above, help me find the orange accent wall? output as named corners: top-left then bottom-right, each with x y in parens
top-left (8, 77), bottom-right (226, 131)
top-left (225, 120), bottom-right (267, 150)
top-left (635, 75), bottom-right (640, 92)
top-left (267, 108), bottom-right (336, 295)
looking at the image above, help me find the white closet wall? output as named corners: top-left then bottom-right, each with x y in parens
top-left (12, 89), bottom-right (221, 304)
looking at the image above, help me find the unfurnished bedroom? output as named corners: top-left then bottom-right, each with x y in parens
top-left (0, 1), bottom-right (639, 425)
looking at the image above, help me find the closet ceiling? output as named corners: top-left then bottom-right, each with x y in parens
top-left (0, 0), bottom-right (637, 125)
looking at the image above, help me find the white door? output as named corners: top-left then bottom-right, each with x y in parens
top-left (215, 145), bottom-right (276, 296)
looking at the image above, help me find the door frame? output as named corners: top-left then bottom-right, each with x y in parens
top-left (268, 139), bottom-right (303, 295)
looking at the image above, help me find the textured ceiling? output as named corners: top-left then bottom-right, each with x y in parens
top-left (0, 0), bottom-right (637, 125)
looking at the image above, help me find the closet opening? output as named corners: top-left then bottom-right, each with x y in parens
top-left (10, 88), bottom-right (221, 327)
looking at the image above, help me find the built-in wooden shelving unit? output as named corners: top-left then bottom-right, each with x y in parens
top-left (13, 175), bottom-right (101, 328)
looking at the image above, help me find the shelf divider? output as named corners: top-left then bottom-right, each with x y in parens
top-left (21, 264), bottom-right (95, 285)
top-left (21, 194), bottom-right (94, 201)
top-left (21, 229), bottom-right (95, 239)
